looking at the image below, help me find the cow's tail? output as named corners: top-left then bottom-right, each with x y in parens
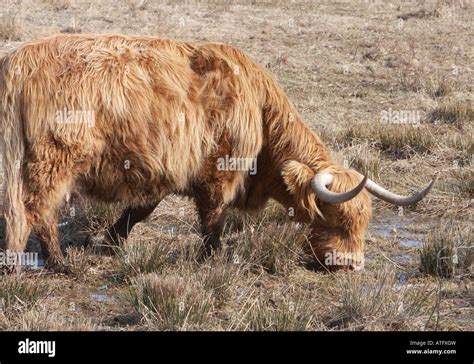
top-left (0, 55), bottom-right (29, 256)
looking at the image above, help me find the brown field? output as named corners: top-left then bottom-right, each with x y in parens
top-left (0, 0), bottom-right (472, 331)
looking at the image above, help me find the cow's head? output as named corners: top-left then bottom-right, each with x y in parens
top-left (282, 161), bottom-right (437, 271)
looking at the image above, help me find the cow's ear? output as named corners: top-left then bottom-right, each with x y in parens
top-left (281, 160), bottom-right (314, 194)
top-left (281, 160), bottom-right (320, 219)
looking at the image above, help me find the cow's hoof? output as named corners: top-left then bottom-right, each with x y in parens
top-left (45, 258), bottom-right (68, 274)
top-left (196, 245), bottom-right (214, 263)
top-left (196, 242), bottom-right (226, 264)
top-left (86, 233), bottom-right (120, 256)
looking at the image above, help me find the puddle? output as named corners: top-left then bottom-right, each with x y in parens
top-left (160, 225), bottom-right (177, 235)
top-left (398, 272), bottom-right (408, 283)
top-left (399, 237), bottom-right (423, 248)
top-left (90, 293), bottom-right (114, 303)
top-left (395, 272), bottom-right (409, 289)
top-left (370, 214), bottom-right (427, 248)
top-left (146, 222), bottom-right (180, 236)
top-left (394, 253), bottom-right (417, 264)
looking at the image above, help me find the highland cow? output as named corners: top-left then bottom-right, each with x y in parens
top-left (0, 34), bottom-right (437, 272)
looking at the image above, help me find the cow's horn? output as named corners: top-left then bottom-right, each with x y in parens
top-left (360, 172), bottom-right (438, 206)
top-left (311, 170), bottom-right (368, 204)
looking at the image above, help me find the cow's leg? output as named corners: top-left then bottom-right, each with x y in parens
top-left (22, 147), bottom-right (82, 271)
top-left (3, 216), bottom-right (32, 274)
top-left (102, 201), bottom-right (160, 249)
top-left (21, 193), bottom-right (70, 271)
top-left (26, 182), bottom-right (76, 270)
top-left (33, 210), bottom-right (64, 270)
top-left (194, 188), bottom-right (228, 259)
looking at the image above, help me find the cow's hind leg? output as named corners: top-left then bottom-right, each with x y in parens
top-left (24, 147), bottom-right (82, 271)
top-left (33, 209), bottom-right (63, 270)
top-left (94, 201), bottom-right (160, 254)
top-left (2, 215), bottom-right (32, 274)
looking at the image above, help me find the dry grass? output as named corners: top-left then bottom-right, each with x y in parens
top-left (64, 246), bottom-right (97, 279)
top-left (341, 124), bottom-right (436, 158)
top-left (198, 263), bottom-right (242, 306)
top-left (0, 0), bottom-right (472, 331)
top-left (231, 220), bottom-right (309, 275)
top-left (333, 142), bottom-right (383, 179)
top-left (420, 220), bottom-right (473, 278)
top-left (439, 168), bottom-right (474, 196)
top-left (426, 99), bottom-right (474, 129)
top-left (79, 200), bottom-right (123, 232)
top-left (117, 237), bottom-right (177, 277)
top-left (241, 291), bottom-right (318, 331)
top-left (0, 275), bottom-right (48, 316)
top-left (424, 74), bottom-right (458, 98)
top-left (12, 306), bottom-right (97, 331)
top-left (42, 0), bottom-right (72, 11)
top-left (329, 267), bottom-right (436, 330)
top-left (129, 274), bottom-right (214, 330)
top-left (0, 14), bottom-right (22, 41)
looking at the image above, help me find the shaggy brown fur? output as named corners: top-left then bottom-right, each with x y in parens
top-left (1, 34), bottom-right (371, 271)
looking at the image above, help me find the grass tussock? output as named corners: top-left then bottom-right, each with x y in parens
top-left (43, 0), bottom-right (71, 11)
top-left (329, 267), bottom-right (435, 330)
top-left (78, 200), bottom-right (123, 232)
top-left (129, 273), bottom-right (213, 330)
top-left (117, 238), bottom-right (177, 277)
top-left (0, 275), bottom-right (49, 318)
top-left (334, 142), bottom-right (382, 179)
top-left (64, 246), bottom-right (96, 279)
top-left (439, 168), bottom-right (474, 197)
top-left (397, 0), bottom-right (467, 21)
top-left (423, 74), bottom-right (459, 99)
top-left (445, 132), bottom-right (473, 162)
top-left (420, 220), bottom-right (473, 278)
top-left (198, 263), bottom-right (242, 307)
top-left (232, 221), bottom-right (308, 275)
top-left (0, 0), bottom-right (471, 332)
top-left (11, 306), bottom-right (97, 331)
top-left (0, 15), bottom-right (22, 41)
top-left (341, 124), bottom-right (435, 158)
top-left (241, 293), bottom-right (318, 331)
top-left (426, 99), bottom-right (474, 129)
top-left (223, 203), bottom-right (289, 235)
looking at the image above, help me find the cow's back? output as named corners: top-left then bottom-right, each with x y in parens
top-left (5, 34), bottom-right (265, 206)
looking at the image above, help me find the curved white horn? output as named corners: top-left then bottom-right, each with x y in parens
top-left (311, 170), bottom-right (368, 204)
top-left (360, 172), bottom-right (439, 206)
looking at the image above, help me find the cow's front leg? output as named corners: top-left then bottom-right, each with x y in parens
top-left (198, 204), bottom-right (228, 258)
top-left (91, 201), bottom-right (161, 254)
top-left (194, 187), bottom-right (228, 259)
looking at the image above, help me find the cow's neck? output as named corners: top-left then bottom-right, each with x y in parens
top-left (260, 73), bottom-right (333, 170)
top-left (237, 72), bottom-right (335, 217)
top-left (239, 115), bottom-right (333, 221)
